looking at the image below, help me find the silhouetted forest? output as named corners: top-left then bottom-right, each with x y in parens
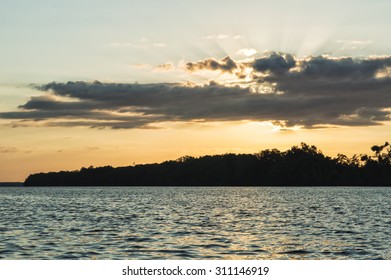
top-left (24, 142), bottom-right (391, 186)
top-left (0, 182), bottom-right (23, 187)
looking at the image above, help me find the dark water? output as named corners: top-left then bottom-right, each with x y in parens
top-left (0, 186), bottom-right (390, 259)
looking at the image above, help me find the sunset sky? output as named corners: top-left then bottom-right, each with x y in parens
top-left (1, 0), bottom-right (391, 181)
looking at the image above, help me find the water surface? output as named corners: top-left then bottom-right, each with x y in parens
top-left (0, 186), bottom-right (390, 259)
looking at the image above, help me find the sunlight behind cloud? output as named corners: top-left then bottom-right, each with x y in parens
top-left (236, 48), bottom-right (257, 57)
top-left (376, 66), bottom-right (391, 79)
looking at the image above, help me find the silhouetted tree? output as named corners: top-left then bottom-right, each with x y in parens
top-left (23, 142), bottom-right (391, 186)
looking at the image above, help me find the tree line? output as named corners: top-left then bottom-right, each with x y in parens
top-left (24, 142), bottom-right (391, 186)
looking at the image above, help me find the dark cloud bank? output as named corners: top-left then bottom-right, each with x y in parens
top-left (1, 53), bottom-right (391, 129)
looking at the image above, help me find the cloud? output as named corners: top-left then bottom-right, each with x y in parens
top-left (202, 34), bottom-right (245, 40)
top-left (1, 53), bottom-right (391, 129)
top-left (233, 35), bottom-right (245, 40)
top-left (202, 34), bottom-right (229, 40)
top-left (296, 55), bottom-right (391, 79)
top-left (153, 43), bottom-right (166, 47)
top-left (236, 48), bottom-right (257, 57)
top-left (376, 66), bottom-right (391, 79)
top-left (252, 52), bottom-right (296, 74)
top-left (186, 56), bottom-right (238, 73)
top-left (337, 40), bottom-right (373, 50)
top-left (0, 146), bottom-right (17, 153)
top-left (130, 63), bottom-right (151, 69)
top-left (154, 62), bottom-right (175, 72)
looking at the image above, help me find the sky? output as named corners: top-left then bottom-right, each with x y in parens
top-left (1, 0), bottom-right (391, 181)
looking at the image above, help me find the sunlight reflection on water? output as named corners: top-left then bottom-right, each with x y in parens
top-left (0, 186), bottom-right (390, 259)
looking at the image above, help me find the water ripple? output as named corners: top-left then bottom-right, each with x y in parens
top-left (0, 186), bottom-right (390, 259)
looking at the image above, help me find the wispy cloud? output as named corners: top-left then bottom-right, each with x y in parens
top-left (336, 40), bottom-right (373, 50)
top-left (1, 53), bottom-right (391, 130)
top-left (154, 62), bottom-right (175, 72)
top-left (202, 34), bottom-right (244, 40)
top-left (0, 146), bottom-right (18, 153)
top-left (233, 35), bottom-right (245, 40)
top-left (130, 63), bottom-right (152, 69)
top-left (152, 42), bottom-right (166, 47)
top-left (203, 34), bottom-right (228, 40)
top-left (236, 48), bottom-right (257, 57)
top-left (186, 56), bottom-right (238, 73)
